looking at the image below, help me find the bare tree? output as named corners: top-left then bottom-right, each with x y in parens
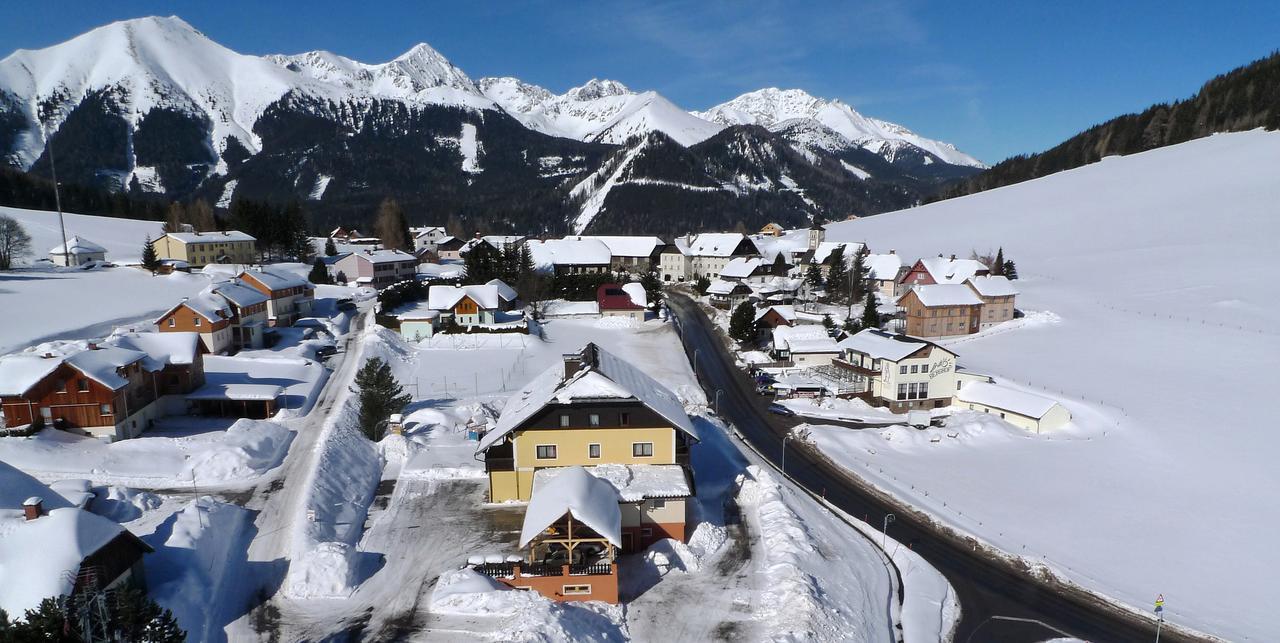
top-left (0, 215), bottom-right (33, 269)
top-left (189, 199), bottom-right (216, 232)
top-left (162, 202), bottom-right (186, 233)
top-left (374, 198), bottom-right (411, 251)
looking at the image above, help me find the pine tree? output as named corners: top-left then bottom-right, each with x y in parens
top-left (308, 258), bottom-right (331, 285)
top-left (354, 357), bottom-right (412, 440)
top-left (1003, 259), bottom-right (1018, 280)
top-left (694, 276), bottom-right (711, 295)
top-left (728, 301), bottom-right (756, 345)
top-left (141, 235), bottom-right (161, 273)
top-left (324, 237), bottom-right (338, 257)
top-left (842, 317), bottom-right (859, 334)
top-left (821, 313), bottom-right (836, 333)
top-left (640, 270), bottom-right (663, 310)
top-left (335, 270), bottom-right (348, 285)
top-left (992, 247), bottom-right (1004, 276)
top-left (826, 246), bottom-right (849, 301)
top-left (861, 292), bottom-right (880, 330)
top-left (804, 261), bottom-right (824, 293)
top-left (849, 250), bottom-right (868, 303)
top-left (518, 243), bottom-right (536, 277)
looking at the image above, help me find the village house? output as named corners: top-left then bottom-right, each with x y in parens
top-left (154, 230), bottom-right (256, 266)
top-left (759, 222), bottom-right (785, 236)
top-left (665, 233), bottom-right (762, 281)
top-left (155, 290), bottom-right (236, 354)
top-left (238, 269), bottom-right (315, 327)
top-left (48, 235), bottom-right (107, 267)
top-left (475, 343), bottom-right (698, 556)
top-left (210, 282), bottom-right (270, 350)
top-left (750, 275), bottom-right (805, 306)
top-left (332, 249), bottom-right (419, 289)
top-left (487, 278), bottom-right (519, 311)
top-left (865, 252), bottom-right (905, 298)
top-left (754, 305), bottom-right (796, 331)
top-left (896, 284), bottom-right (984, 338)
top-left (462, 234), bottom-right (526, 254)
top-left (0, 495), bottom-right (153, 618)
top-left (434, 236), bottom-right (465, 261)
top-left (896, 255), bottom-right (990, 294)
top-left (953, 381), bottom-right (1072, 433)
top-left (0, 333), bottom-right (204, 441)
top-left (596, 283), bottom-right (646, 321)
top-left (428, 284), bottom-right (502, 326)
top-left (328, 227), bottom-right (362, 243)
top-left (411, 225), bottom-right (449, 252)
top-left (706, 279), bottom-right (753, 310)
top-left (770, 324), bottom-right (840, 366)
top-left (718, 257), bottom-right (768, 283)
top-left (396, 302), bottom-right (440, 341)
top-left (527, 238), bottom-right (613, 276)
top-left (566, 235), bottom-right (666, 273)
top-left (832, 329), bottom-right (960, 412)
top-left (965, 275), bottom-right (1019, 329)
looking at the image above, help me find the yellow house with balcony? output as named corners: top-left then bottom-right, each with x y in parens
top-left (476, 343), bottom-right (698, 553)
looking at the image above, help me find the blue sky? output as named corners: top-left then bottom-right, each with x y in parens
top-left (4, 1), bottom-right (1278, 163)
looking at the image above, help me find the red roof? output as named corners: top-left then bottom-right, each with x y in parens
top-left (596, 284), bottom-right (643, 310)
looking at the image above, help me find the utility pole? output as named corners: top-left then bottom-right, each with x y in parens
top-left (882, 513), bottom-right (896, 550)
top-left (45, 123), bottom-right (70, 266)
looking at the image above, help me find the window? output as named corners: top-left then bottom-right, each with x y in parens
top-left (907, 382), bottom-right (918, 399)
top-left (78, 378), bottom-right (89, 392)
top-left (640, 528), bottom-right (653, 538)
top-left (651, 499), bottom-right (666, 509)
top-left (632, 442), bottom-right (654, 458)
top-left (193, 316), bottom-right (201, 327)
top-left (562, 584), bottom-right (592, 595)
top-left (536, 445), bottom-right (557, 460)
top-left (619, 412), bottom-right (630, 427)
top-left (56, 380), bottom-right (67, 393)
top-left (588, 413), bottom-right (601, 427)
top-left (898, 365), bottom-right (908, 374)
top-left (957, 381), bottom-right (963, 391)
top-left (100, 403), bottom-right (111, 415)
top-left (588, 444), bottom-right (601, 459)
top-left (919, 382), bottom-right (929, 399)
top-left (999, 412), bottom-right (1006, 419)
top-left (559, 414), bottom-right (570, 427)
top-left (167, 318), bottom-right (176, 328)
top-left (910, 365), bottom-right (918, 374)
top-left (897, 383), bottom-right (907, 400)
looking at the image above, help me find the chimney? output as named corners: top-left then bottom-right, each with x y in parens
top-left (194, 231), bottom-right (202, 236)
top-left (562, 353), bottom-right (584, 381)
top-left (22, 497), bottom-right (43, 521)
top-left (87, 342), bottom-right (99, 350)
top-left (42, 352), bottom-right (54, 359)
top-left (222, 231), bottom-right (229, 236)
top-left (950, 254), bottom-right (956, 261)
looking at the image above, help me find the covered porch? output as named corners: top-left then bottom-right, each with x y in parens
top-left (186, 383), bottom-right (283, 419)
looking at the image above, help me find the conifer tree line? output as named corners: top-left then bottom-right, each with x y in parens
top-left (0, 589), bottom-right (185, 642)
top-left (229, 198), bottom-right (313, 263)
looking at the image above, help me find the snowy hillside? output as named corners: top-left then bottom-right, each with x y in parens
top-left (1, 205), bottom-right (163, 262)
top-left (697, 88), bottom-right (985, 168)
top-left (822, 130), bottom-right (1280, 641)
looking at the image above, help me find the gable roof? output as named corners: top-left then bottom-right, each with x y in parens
top-left (720, 257), bottom-right (765, 279)
top-left (533, 464), bottom-right (691, 503)
top-left (526, 238), bottom-right (612, 269)
top-left (685, 233), bottom-right (759, 258)
top-left (754, 305), bottom-right (796, 324)
top-left (772, 324), bottom-right (839, 354)
top-left (900, 284), bottom-right (983, 307)
top-left (811, 241), bottom-right (865, 265)
top-left (566, 235), bottom-right (664, 258)
top-left (64, 346), bottom-right (147, 390)
top-left (353, 249), bottom-right (417, 264)
top-left (48, 236), bottom-right (106, 255)
top-left (240, 269), bottom-right (309, 291)
top-left (913, 257), bottom-right (988, 285)
top-left (865, 254), bottom-right (904, 281)
top-left (0, 354), bottom-right (64, 396)
top-left (109, 332), bottom-right (201, 369)
top-left (837, 329), bottom-right (951, 362)
top-left (428, 284), bottom-right (501, 311)
top-left (957, 382), bottom-right (1062, 419)
top-left (486, 279), bottom-right (518, 302)
top-left (621, 282), bottom-right (647, 309)
top-left (478, 343), bottom-right (697, 452)
top-left (597, 284), bottom-right (643, 311)
top-left (707, 279), bottom-right (751, 295)
top-left (212, 281), bottom-right (270, 309)
top-left (967, 275), bottom-right (1019, 297)
top-left (519, 467), bottom-right (622, 548)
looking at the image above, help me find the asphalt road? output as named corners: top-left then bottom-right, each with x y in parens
top-left (666, 293), bottom-right (1198, 643)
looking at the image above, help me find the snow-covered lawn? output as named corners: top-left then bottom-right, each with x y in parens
top-left (818, 130), bottom-right (1280, 640)
top-left (0, 205), bottom-right (165, 265)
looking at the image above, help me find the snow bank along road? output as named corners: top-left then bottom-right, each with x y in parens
top-left (665, 294), bottom-right (1200, 643)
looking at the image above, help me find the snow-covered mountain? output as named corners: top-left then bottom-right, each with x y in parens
top-left (696, 88), bottom-right (985, 168)
top-left (480, 77), bottom-right (724, 147)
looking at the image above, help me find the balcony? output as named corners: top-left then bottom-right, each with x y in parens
top-left (832, 357), bottom-right (879, 378)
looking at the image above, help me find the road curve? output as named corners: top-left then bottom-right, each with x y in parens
top-left (665, 293), bottom-right (1201, 643)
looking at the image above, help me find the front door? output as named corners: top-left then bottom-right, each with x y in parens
top-left (622, 532), bottom-right (634, 553)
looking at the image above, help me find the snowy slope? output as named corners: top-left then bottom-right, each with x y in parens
top-left (697, 88), bottom-right (984, 168)
top-left (821, 130), bottom-right (1280, 641)
top-left (481, 78), bottom-right (724, 146)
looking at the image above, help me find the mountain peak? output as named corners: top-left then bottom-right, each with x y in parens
top-left (566, 78), bottom-right (631, 101)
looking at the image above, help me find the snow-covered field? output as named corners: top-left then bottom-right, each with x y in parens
top-left (820, 130), bottom-right (1280, 641)
top-left (0, 205), bottom-right (165, 264)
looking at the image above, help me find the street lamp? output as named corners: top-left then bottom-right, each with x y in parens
top-left (882, 513), bottom-right (896, 550)
top-left (714, 389), bottom-right (723, 415)
top-left (781, 431), bottom-right (795, 475)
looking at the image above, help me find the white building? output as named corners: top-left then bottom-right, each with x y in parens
top-left (661, 233), bottom-right (761, 282)
top-left (954, 381), bottom-right (1071, 433)
top-left (411, 226), bottom-right (449, 251)
top-left (48, 236), bottom-right (107, 267)
top-left (834, 329), bottom-right (959, 412)
top-left (771, 325), bottom-right (839, 366)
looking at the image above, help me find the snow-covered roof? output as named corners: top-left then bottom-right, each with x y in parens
top-left (241, 268), bottom-right (309, 291)
top-left (916, 257), bottom-right (987, 284)
top-left (837, 329), bottom-right (944, 362)
top-left (533, 464), bottom-right (691, 503)
top-left (720, 257), bottom-right (765, 279)
top-left (956, 382), bottom-right (1062, 419)
top-left (901, 284), bottom-right (983, 307)
top-left (772, 325), bottom-right (838, 353)
top-left (486, 279), bottom-right (518, 302)
top-left (65, 346), bottom-right (147, 390)
top-left (526, 238), bottom-right (612, 269)
top-left (213, 281), bottom-right (270, 308)
top-left (48, 235), bottom-right (106, 255)
top-left (967, 275), bottom-right (1019, 297)
top-left (755, 305), bottom-right (796, 323)
top-left (109, 331), bottom-right (201, 369)
top-left (811, 241), bottom-right (864, 265)
top-left (395, 301), bottom-right (442, 320)
top-left (412, 226), bottom-right (446, 237)
top-left (519, 466), bottom-right (622, 548)
top-left (0, 354), bottom-right (64, 396)
top-left (479, 343), bottom-right (697, 452)
top-left (707, 279), bottom-right (749, 296)
top-left (428, 284), bottom-right (501, 310)
top-left (684, 233), bottom-right (757, 258)
top-left (865, 254), bottom-right (903, 281)
top-left (187, 382), bottom-right (284, 401)
top-left (621, 282), bottom-right (647, 309)
top-left (157, 287), bottom-right (232, 324)
top-left (0, 507), bottom-right (143, 616)
top-left (566, 235), bottom-right (664, 258)
top-left (163, 230), bottom-right (256, 243)
top-left (354, 249), bottom-right (417, 264)
top-left (542, 301), bottom-right (600, 316)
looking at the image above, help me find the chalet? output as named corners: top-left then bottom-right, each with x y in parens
top-left (434, 236), bottom-right (465, 261)
top-left (754, 305), bottom-right (796, 330)
top-left (865, 252), bottom-right (905, 297)
top-left (566, 236), bottom-right (665, 273)
top-left (965, 276), bottom-right (1019, 329)
top-left (759, 222), bottom-right (785, 236)
top-left (238, 269), bottom-right (315, 327)
top-left (896, 255), bottom-right (989, 294)
top-left (48, 236), bottom-right (107, 267)
top-left (328, 227), bottom-right (362, 242)
top-left (487, 279), bottom-right (519, 311)
top-left (211, 282), bottom-right (270, 350)
top-left (154, 231), bottom-right (256, 266)
top-left (0, 497), bottom-right (153, 617)
top-left (476, 343), bottom-right (698, 557)
top-left (770, 324), bottom-right (840, 366)
top-left (332, 249), bottom-right (419, 289)
top-left (428, 284), bottom-right (501, 326)
top-left (596, 284), bottom-right (645, 321)
top-left (954, 381), bottom-right (1071, 433)
top-left (527, 238), bottom-right (612, 276)
top-left (896, 285), bottom-right (983, 338)
top-left (463, 234), bottom-right (525, 254)
top-left (833, 329), bottom-right (959, 412)
top-left (706, 279), bottom-right (753, 310)
top-left (0, 335), bottom-right (203, 441)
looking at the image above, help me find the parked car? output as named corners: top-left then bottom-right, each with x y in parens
top-left (315, 345), bottom-right (339, 358)
top-left (336, 298), bottom-right (357, 311)
top-left (766, 403), bottom-right (795, 417)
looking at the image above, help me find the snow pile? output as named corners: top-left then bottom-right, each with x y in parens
top-left (93, 485), bottom-right (162, 522)
top-left (182, 418), bottom-right (293, 483)
top-left (430, 568), bottom-right (628, 642)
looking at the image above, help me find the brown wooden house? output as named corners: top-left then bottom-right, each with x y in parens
top-left (896, 285), bottom-right (983, 338)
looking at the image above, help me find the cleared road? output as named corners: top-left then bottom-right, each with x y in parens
top-left (666, 293), bottom-right (1199, 643)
